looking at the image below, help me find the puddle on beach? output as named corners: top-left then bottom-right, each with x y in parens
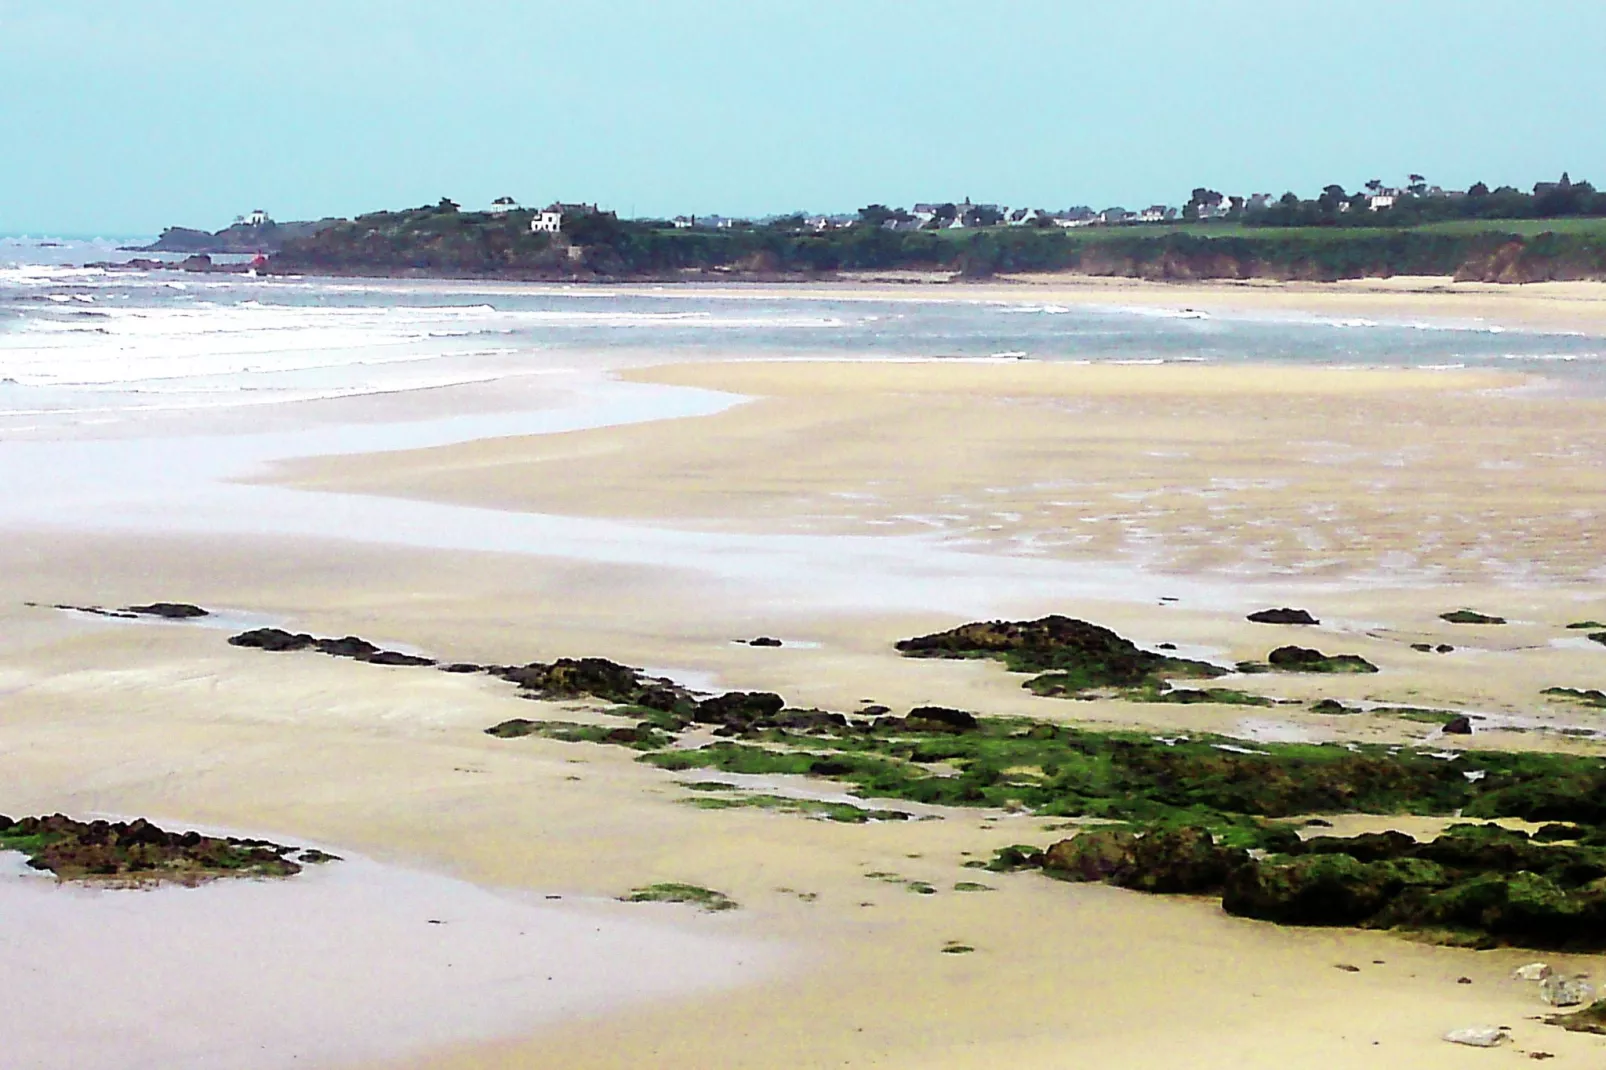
top-left (0, 851), bottom-right (778, 1070)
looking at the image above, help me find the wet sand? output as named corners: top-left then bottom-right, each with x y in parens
top-left (8, 284), bottom-right (1606, 1067)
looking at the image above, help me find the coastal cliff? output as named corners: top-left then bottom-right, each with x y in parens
top-left (132, 218), bottom-right (339, 255)
top-left (261, 204), bottom-right (1606, 284)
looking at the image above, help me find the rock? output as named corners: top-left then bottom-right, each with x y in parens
top-left (693, 691), bottom-right (787, 725)
top-left (1436, 644), bottom-right (1455, 653)
top-left (1334, 962), bottom-right (1360, 972)
top-left (748, 637), bottom-right (783, 647)
top-left (905, 706), bottom-right (979, 733)
top-left (1248, 608), bottom-right (1320, 625)
top-left (228, 627), bottom-right (314, 652)
top-left (365, 650), bottom-right (436, 667)
top-left (314, 635), bottom-right (381, 659)
top-left (1043, 829), bottom-right (1139, 882)
top-left (1541, 975), bottom-right (1595, 1007)
top-left (1311, 699), bottom-right (1357, 715)
top-left (0, 812), bottom-right (308, 884)
top-left (896, 614), bottom-right (1226, 695)
top-left (125, 602), bottom-right (209, 619)
top-left (859, 704), bottom-right (890, 716)
top-left (1441, 610), bottom-right (1507, 625)
top-left (1267, 646), bottom-right (1379, 674)
top-left (1457, 976), bottom-right (1472, 984)
top-left (1442, 715), bottom-right (1474, 735)
top-left (1443, 1026), bottom-right (1507, 1048)
top-left (438, 662), bottom-right (486, 673)
top-left (1411, 643), bottom-right (1433, 652)
top-left (1222, 853), bottom-right (1448, 925)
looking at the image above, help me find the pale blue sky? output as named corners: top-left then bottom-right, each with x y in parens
top-left (3, 0), bottom-right (1604, 235)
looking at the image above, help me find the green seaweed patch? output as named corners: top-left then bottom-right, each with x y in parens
top-left (953, 881), bottom-right (994, 892)
top-left (485, 718), bottom-right (673, 750)
top-left (1121, 684), bottom-right (1275, 707)
top-left (1440, 610), bottom-right (1507, 625)
top-left (940, 942), bottom-right (976, 954)
top-left (1371, 706), bottom-right (1467, 724)
top-left (679, 789), bottom-right (910, 823)
top-left (1542, 687), bottom-right (1606, 709)
top-left (0, 814), bottom-right (311, 885)
top-left (895, 615), bottom-right (1227, 697)
top-left (1567, 621), bottom-right (1606, 631)
top-left (622, 882), bottom-right (738, 911)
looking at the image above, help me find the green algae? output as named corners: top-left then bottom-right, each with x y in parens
top-left (1441, 610), bottom-right (1508, 625)
top-left (1542, 687), bottom-right (1606, 709)
top-left (622, 882), bottom-right (738, 911)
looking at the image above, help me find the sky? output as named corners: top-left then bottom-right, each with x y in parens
top-left (3, 0), bottom-right (1605, 236)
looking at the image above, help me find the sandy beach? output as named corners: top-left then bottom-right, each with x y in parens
top-left (6, 276), bottom-right (1606, 1067)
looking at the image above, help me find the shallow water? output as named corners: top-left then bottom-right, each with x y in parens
top-left (0, 850), bottom-right (778, 1070)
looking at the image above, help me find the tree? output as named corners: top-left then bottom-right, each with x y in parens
top-left (858, 204), bottom-right (895, 227)
top-left (1318, 184), bottom-right (1348, 212)
top-left (1468, 181), bottom-right (1490, 198)
top-left (1365, 179), bottom-right (1383, 194)
top-left (1407, 174), bottom-right (1427, 196)
top-left (437, 197), bottom-right (460, 213)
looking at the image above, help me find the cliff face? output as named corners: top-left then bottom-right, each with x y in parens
top-left (134, 219), bottom-right (338, 255)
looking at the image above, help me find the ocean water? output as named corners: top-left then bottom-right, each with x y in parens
top-left (3, 237), bottom-right (1603, 430)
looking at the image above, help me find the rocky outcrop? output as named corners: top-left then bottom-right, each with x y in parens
top-left (228, 627), bottom-right (435, 666)
top-left (897, 615), bottom-right (1226, 696)
top-left (1043, 826), bottom-right (1247, 894)
top-left (0, 813), bottom-right (329, 885)
top-left (1247, 608), bottom-right (1319, 625)
top-left (1267, 646), bottom-right (1379, 674)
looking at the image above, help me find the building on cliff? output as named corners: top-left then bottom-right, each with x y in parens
top-left (488, 196), bottom-right (520, 215)
top-left (531, 207), bottom-right (564, 233)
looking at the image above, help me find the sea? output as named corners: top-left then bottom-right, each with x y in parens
top-left (3, 236), bottom-right (1603, 435)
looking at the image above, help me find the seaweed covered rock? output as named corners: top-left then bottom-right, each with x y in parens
top-left (1548, 998), bottom-right (1606, 1034)
top-left (0, 814), bottom-right (312, 885)
top-left (1223, 853), bottom-right (1448, 926)
top-left (1044, 826), bottom-right (1244, 894)
top-left (1248, 608), bottom-right (1320, 625)
top-left (694, 691), bottom-right (787, 724)
top-left (905, 706), bottom-right (979, 733)
top-left (1267, 646), bottom-right (1379, 674)
top-left (896, 615), bottom-right (1226, 696)
top-left (1043, 828), bottom-right (1138, 882)
top-left (496, 657), bottom-right (694, 711)
top-left (229, 627), bottom-right (315, 652)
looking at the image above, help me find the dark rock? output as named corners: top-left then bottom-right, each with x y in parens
top-left (860, 704), bottom-right (890, 716)
top-left (1535, 824), bottom-right (1584, 843)
top-left (896, 614), bottom-right (1226, 696)
top-left (905, 706), bottom-right (979, 733)
top-left (1547, 999), bottom-right (1606, 1034)
top-left (1046, 826), bottom-right (1244, 894)
top-left (439, 662), bottom-right (486, 673)
top-left (1411, 643), bottom-right (1433, 652)
top-left (1441, 610), bottom-right (1507, 625)
top-left (694, 691), bottom-right (787, 725)
top-left (1442, 715), bottom-right (1474, 735)
top-left (125, 602), bottom-right (209, 619)
top-left (365, 650), bottom-right (436, 667)
top-left (1311, 699), bottom-right (1357, 715)
top-left (1267, 646), bottom-right (1379, 674)
top-left (748, 637), bottom-right (783, 647)
top-left (228, 627), bottom-right (314, 652)
top-left (1223, 853), bottom-right (1448, 926)
top-left (0, 812), bottom-right (309, 884)
top-left (985, 844), bottom-right (1047, 872)
top-left (1303, 831), bottom-right (1417, 864)
top-left (485, 719), bottom-right (539, 738)
top-left (1436, 644), bottom-right (1455, 653)
top-left (314, 636), bottom-right (382, 659)
top-left (1248, 608), bottom-right (1320, 626)
top-left (1043, 828), bottom-right (1138, 882)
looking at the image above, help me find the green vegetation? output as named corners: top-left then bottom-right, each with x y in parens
top-left (1543, 688), bottom-right (1606, 709)
top-left (953, 881), bottom-right (994, 892)
top-left (0, 814), bottom-right (311, 884)
top-left (622, 882), bottom-right (738, 911)
top-left (1567, 621), bottom-right (1606, 630)
top-left (267, 199), bottom-right (1606, 282)
top-left (1549, 1000), bottom-right (1606, 1034)
top-left (1441, 610), bottom-right (1507, 625)
top-left (1016, 821), bottom-right (1606, 950)
top-left (678, 784), bottom-right (911, 823)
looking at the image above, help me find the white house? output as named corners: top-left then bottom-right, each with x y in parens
top-left (488, 196), bottom-right (519, 215)
top-left (671, 215), bottom-right (696, 229)
top-left (240, 209), bottom-right (270, 227)
top-left (1368, 193), bottom-right (1397, 212)
top-left (530, 208), bottom-right (564, 233)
